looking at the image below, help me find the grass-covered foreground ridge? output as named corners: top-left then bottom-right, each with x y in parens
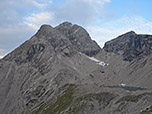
top-left (140, 105), bottom-right (152, 114)
top-left (31, 84), bottom-right (77, 114)
top-left (31, 83), bottom-right (116, 114)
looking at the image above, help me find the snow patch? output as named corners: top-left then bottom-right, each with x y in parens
top-left (87, 57), bottom-right (109, 67)
top-left (120, 83), bottom-right (126, 87)
top-left (88, 57), bottom-right (100, 62)
top-left (98, 61), bottom-right (106, 66)
top-left (79, 52), bottom-right (109, 67)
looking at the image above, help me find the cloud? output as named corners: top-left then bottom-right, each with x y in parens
top-left (83, 0), bottom-right (110, 3)
top-left (0, 0), bottom-right (47, 9)
top-left (25, 12), bottom-right (54, 28)
top-left (48, 0), bottom-right (111, 26)
top-left (22, 0), bottom-right (110, 28)
top-left (31, 0), bottom-right (47, 9)
top-left (103, 0), bottom-right (111, 2)
top-left (87, 16), bottom-right (152, 47)
top-left (0, 0), bottom-right (49, 27)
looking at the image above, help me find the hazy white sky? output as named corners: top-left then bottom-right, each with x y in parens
top-left (0, 0), bottom-right (152, 58)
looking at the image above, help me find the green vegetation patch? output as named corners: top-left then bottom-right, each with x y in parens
top-left (31, 84), bottom-right (116, 114)
top-left (140, 105), bottom-right (152, 114)
top-left (114, 93), bottom-right (152, 113)
top-left (96, 92), bottom-right (116, 107)
top-left (67, 92), bottom-right (116, 114)
top-left (31, 84), bottom-right (77, 114)
top-left (116, 92), bottom-right (152, 103)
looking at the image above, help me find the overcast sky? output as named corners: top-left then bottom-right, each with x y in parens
top-left (0, 0), bottom-right (152, 58)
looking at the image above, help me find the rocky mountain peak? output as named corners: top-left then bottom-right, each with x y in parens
top-left (120, 31), bottom-right (136, 36)
top-left (57, 21), bottom-right (73, 28)
top-left (104, 31), bottom-right (152, 61)
top-left (3, 22), bottom-right (102, 64)
top-left (34, 24), bottom-right (55, 38)
top-left (39, 24), bottom-right (53, 30)
top-left (55, 22), bottom-right (101, 56)
top-left (38, 24), bottom-right (54, 34)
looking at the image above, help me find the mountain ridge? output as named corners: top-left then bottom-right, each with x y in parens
top-left (0, 22), bottom-right (152, 114)
top-left (3, 22), bottom-right (101, 64)
top-left (104, 31), bottom-right (152, 61)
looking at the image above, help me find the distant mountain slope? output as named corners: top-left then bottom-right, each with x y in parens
top-left (104, 31), bottom-right (152, 61)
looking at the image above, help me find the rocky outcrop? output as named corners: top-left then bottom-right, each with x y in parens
top-left (104, 31), bottom-right (152, 61)
top-left (55, 22), bottom-right (101, 56)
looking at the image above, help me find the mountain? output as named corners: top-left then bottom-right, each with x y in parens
top-left (0, 22), bottom-right (152, 114)
top-left (104, 31), bottom-right (152, 61)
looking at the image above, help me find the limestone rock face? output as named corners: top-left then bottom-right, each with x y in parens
top-left (104, 31), bottom-right (152, 61)
top-left (55, 22), bottom-right (101, 56)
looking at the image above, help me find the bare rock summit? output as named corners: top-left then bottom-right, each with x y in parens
top-left (104, 31), bottom-right (152, 61)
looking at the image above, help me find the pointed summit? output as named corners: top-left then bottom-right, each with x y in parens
top-left (128, 30), bottom-right (136, 34)
top-left (38, 24), bottom-right (54, 33)
top-left (118, 31), bottom-right (136, 38)
top-left (40, 24), bottom-right (53, 29)
top-left (124, 31), bottom-right (136, 35)
top-left (57, 21), bottom-right (73, 27)
top-left (35, 24), bottom-right (54, 38)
